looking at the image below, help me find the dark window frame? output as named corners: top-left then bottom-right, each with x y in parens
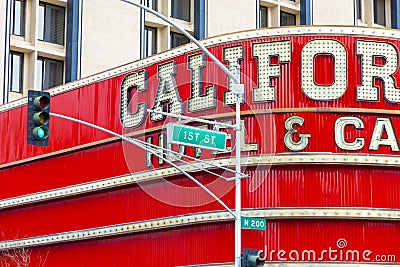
top-left (356, 0), bottom-right (362, 20)
top-left (373, 0), bottom-right (386, 26)
top-left (36, 56), bottom-right (64, 90)
top-left (280, 10), bottom-right (297, 26)
top-left (9, 51), bottom-right (24, 93)
top-left (260, 6), bottom-right (268, 28)
top-left (170, 32), bottom-right (190, 48)
top-left (12, 0), bottom-right (25, 36)
top-left (145, 0), bottom-right (158, 11)
top-left (38, 1), bottom-right (66, 45)
top-left (171, 0), bottom-right (191, 22)
top-left (144, 26), bottom-right (158, 57)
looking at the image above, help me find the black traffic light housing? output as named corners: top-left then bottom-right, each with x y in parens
top-left (27, 90), bottom-right (51, 146)
top-left (242, 249), bottom-right (265, 267)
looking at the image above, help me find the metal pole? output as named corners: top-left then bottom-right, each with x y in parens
top-left (234, 66), bottom-right (242, 267)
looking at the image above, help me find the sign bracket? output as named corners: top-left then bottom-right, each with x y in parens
top-left (50, 112), bottom-right (237, 219)
top-left (147, 109), bottom-right (236, 129)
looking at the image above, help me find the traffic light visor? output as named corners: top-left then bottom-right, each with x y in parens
top-left (247, 254), bottom-right (263, 266)
top-left (33, 126), bottom-right (49, 140)
top-left (33, 111), bottom-right (50, 125)
top-left (33, 96), bottom-right (50, 110)
top-left (242, 249), bottom-right (265, 267)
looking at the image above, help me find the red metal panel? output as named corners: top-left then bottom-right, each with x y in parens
top-left (1, 165), bottom-right (400, 240)
top-left (21, 221), bottom-right (400, 267)
top-left (243, 165), bottom-right (400, 208)
top-left (0, 143), bottom-right (130, 198)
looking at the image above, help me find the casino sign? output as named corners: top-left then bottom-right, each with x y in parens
top-left (0, 27), bottom-right (399, 267)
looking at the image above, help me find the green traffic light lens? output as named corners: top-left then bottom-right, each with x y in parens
top-left (37, 128), bottom-right (45, 139)
top-left (33, 126), bottom-right (49, 140)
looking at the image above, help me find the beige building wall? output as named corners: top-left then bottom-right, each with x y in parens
top-left (80, 0), bottom-right (141, 78)
top-left (207, 0), bottom-right (257, 37)
top-left (313, 0), bottom-right (355, 25)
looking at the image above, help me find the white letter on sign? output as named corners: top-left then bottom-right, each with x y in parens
top-left (150, 61), bottom-right (184, 122)
top-left (120, 70), bottom-right (148, 128)
top-left (223, 46), bottom-right (244, 105)
top-left (369, 118), bottom-right (400, 151)
top-left (188, 53), bottom-right (216, 112)
top-left (335, 116), bottom-right (365, 151)
top-left (302, 39), bottom-right (347, 100)
top-left (357, 40), bottom-right (400, 103)
top-left (284, 116), bottom-right (311, 151)
top-left (252, 41), bottom-right (291, 102)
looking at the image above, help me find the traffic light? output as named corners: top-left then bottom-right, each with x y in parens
top-left (241, 249), bottom-right (265, 267)
top-left (27, 90), bottom-right (51, 146)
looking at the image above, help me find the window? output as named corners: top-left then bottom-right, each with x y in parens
top-left (38, 2), bottom-right (65, 45)
top-left (374, 0), bottom-right (386, 26)
top-left (36, 57), bottom-right (63, 90)
top-left (260, 6), bottom-right (268, 28)
top-left (170, 32), bottom-right (190, 48)
top-left (171, 0), bottom-right (190, 22)
top-left (356, 0), bottom-right (362, 20)
top-left (12, 0), bottom-right (25, 36)
top-left (145, 0), bottom-right (158, 11)
top-left (9, 52), bottom-right (24, 93)
top-left (280, 11), bottom-right (296, 26)
top-left (144, 26), bottom-right (157, 57)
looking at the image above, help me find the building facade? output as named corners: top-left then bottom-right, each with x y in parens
top-left (1, 0), bottom-right (400, 104)
top-left (1, 1), bottom-right (400, 267)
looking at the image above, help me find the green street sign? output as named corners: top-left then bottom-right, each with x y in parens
top-left (166, 123), bottom-right (227, 151)
top-left (241, 216), bottom-right (266, 231)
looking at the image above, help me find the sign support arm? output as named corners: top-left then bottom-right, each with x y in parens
top-left (133, 137), bottom-right (249, 180)
top-left (50, 112), bottom-right (237, 219)
top-left (147, 109), bottom-right (236, 129)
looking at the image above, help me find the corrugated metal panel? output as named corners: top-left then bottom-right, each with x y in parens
top-left (1, 165), bottom-right (400, 240)
top-left (20, 221), bottom-right (400, 266)
top-left (242, 165), bottom-right (400, 209)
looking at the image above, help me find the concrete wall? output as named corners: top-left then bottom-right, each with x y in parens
top-left (313, 0), bottom-right (355, 25)
top-left (80, 0), bottom-right (141, 78)
top-left (207, 0), bottom-right (257, 37)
